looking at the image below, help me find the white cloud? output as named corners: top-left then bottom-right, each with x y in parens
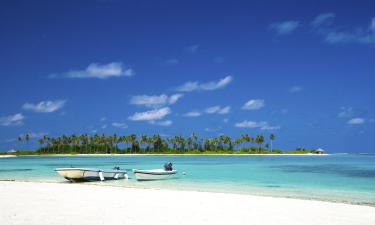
top-left (338, 107), bottom-right (353, 118)
top-left (168, 94), bottom-right (184, 104)
top-left (205, 106), bottom-right (231, 114)
top-left (128, 107), bottom-right (171, 121)
top-left (205, 127), bottom-right (222, 132)
top-left (289, 86), bottom-right (303, 93)
top-left (130, 94), bottom-right (183, 108)
top-left (186, 44), bottom-right (200, 53)
top-left (223, 118), bottom-right (229, 123)
top-left (149, 120), bottom-right (173, 126)
top-left (260, 125), bottom-right (281, 130)
top-left (53, 62), bottom-right (134, 79)
top-left (235, 120), bottom-right (266, 128)
top-left (347, 117), bottom-right (365, 125)
top-left (315, 16), bottom-right (375, 45)
top-left (112, 122), bottom-right (128, 129)
top-left (183, 111), bottom-right (202, 117)
top-left (184, 105), bottom-right (230, 117)
top-left (235, 120), bottom-right (280, 130)
top-left (242, 99), bottom-right (265, 110)
top-left (101, 124), bottom-right (107, 129)
top-left (0, 113), bottom-right (25, 126)
top-left (22, 100), bottom-right (66, 113)
top-left (176, 75), bottom-right (233, 92)
top-left (311, 13), bottom-right (336, 27)
top-left (270, 21), bottom-right (300, 35)
top-left (100, 117), bottom-right (107, 121)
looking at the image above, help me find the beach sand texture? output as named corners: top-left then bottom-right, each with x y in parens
top-left (1, 181), bottom-right (374, 225)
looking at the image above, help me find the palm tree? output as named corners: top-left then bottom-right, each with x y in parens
top-left (255, 135), bottom-right (264, 153)
top-left (140, 134), bottom-right (147, 152)
top-left (129, 134), bottom-right (137, 153)
top-left (234, 137), bottom-right (243, 151)
top-left (191, 132), bottom-right (198, 150)
top-left (269, 133), bottom-right (275, 152)
top-left (25, 133), bottom-right (30, 149)
top-left (17, 135), bottom-right (22, 150)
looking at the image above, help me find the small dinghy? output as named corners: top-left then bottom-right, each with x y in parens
top-left (133, 162), bottom-right (177, 181)
top-left (55, 167), bottom-right (128, 182)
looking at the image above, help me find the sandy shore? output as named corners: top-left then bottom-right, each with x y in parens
top-left (1, 181), bottom-right (374, 225)
top-left (0, 155), bottom-right (17, 158)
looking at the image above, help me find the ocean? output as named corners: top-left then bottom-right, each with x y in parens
top-left (1, 154), bottom-right (374, 205)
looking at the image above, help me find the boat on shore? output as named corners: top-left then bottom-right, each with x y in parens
top-left (55, 167), bottom-right (128, 182)
top-left (133, 162), bottom-right (177, 181)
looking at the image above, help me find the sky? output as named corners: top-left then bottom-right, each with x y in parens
top-left (0, 0), bottom-right (375, 153)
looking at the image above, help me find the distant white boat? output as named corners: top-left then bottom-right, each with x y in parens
top-left (133, 162), bottom-right (177, 181)
top-left (55, 167), bottom-right (128, 182)
top-left (133, 169), bottom-right (177, 181)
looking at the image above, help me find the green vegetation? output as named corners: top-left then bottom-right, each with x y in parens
top-left (9, 133), bottom-right (317, 155)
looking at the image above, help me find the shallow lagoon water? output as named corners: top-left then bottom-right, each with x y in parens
top-left (1, 154), bottom-right (375, 205)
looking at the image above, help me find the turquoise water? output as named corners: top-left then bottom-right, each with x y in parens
top-left (1, 155), bottom-right (375, 205)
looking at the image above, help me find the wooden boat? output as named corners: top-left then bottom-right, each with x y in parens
top-left (55, 167), bottom-right (127, 182)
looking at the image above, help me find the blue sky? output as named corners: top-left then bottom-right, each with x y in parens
top-left (0, 0), bottom-right (375, 152)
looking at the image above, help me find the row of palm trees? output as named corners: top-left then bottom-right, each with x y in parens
top-left (18, 133), bottom-right (277, 154)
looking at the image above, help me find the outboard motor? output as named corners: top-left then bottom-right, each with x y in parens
top-left (164, 162), bottom-right (173, 171)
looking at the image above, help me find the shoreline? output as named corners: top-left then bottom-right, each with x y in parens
top-left (1, 181), bottom-right (374, 225)
top-left (0, 155), bottom-right (17, 158)
top-left (6, 153), bottom-right (331, 157)
top-left (3, 179), bottom-right (374, 207)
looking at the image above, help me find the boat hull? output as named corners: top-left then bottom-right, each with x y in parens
top-left (55, 168), bottom-right (127, 182)
top-left (102, 170), bottom-right (128, 180)
top-left (133, 169), bottom-right (177, 181)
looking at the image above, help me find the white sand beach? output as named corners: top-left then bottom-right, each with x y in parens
top-left (0, 155), bottom-right (16, 158)
top-left (1, 181), bottom-right (374, 225)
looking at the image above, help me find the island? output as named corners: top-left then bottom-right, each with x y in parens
top-left (2, 133), bottom-right (325, 155)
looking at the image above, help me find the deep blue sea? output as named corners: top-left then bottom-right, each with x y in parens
top-left (1, 154), bottom-right (375, 205)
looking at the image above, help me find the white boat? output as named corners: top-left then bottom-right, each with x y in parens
top-left (133, 169), bottom-right (177, 181)
top-left (55, 167), bottom-right (128, 182)
top-left (102, 168), bottom-right (128, 180)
